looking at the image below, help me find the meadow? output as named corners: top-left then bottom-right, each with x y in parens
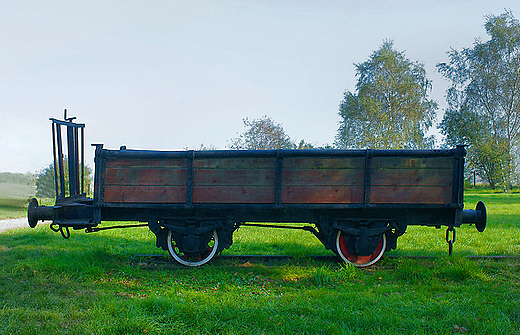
top-left (0, 191), bottom-right (518, 334)
top-left (0, 182), bottom-right (34, 219)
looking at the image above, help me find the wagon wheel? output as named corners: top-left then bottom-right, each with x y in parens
top-left (335, 231), bottom-right (386, 267)
top-left (167, 230), bottom-right (219, 267)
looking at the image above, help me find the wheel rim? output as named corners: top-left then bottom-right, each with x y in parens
top-left (335, 231), bottom-right (386, 267)
top-left (167, 230), bottom-right (219, 267)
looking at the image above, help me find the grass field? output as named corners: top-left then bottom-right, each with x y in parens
top-left (0, 182), bottom-right (35, 219)
top-left (0, 191), bottom-right (518, 334)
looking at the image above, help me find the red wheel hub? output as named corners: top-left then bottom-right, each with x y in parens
top-left (336, 232), bottom-right (386, 267)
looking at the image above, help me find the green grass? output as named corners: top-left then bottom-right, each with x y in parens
top-left (0, 182), bottom-right (35, 219)
top-left (0, 198), bottom-right (29, 219)
top-left (0, 191), bottom-right (519, 334)
top-left (0, 182), bottom-right (35, 199)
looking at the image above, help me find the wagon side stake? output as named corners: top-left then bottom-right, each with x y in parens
top-left (445, 226), bottom-right (456, 256)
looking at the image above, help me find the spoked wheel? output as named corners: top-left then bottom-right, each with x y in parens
top-left (335, 231), bottom-right (386, 267)
top-left (167, 230), bottom-right (219, 267)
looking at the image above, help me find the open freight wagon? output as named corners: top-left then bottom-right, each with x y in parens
top-left (28, 114), bottom-right (487, 267)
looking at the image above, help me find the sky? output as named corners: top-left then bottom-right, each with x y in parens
top-left (1, 0), bottom-right (520, 173)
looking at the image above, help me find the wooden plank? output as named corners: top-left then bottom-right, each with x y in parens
top-left (369, 186), bottom-right (453, 204)
top-left (192, 186), bottom-right (275, 203)
top-left (282, 186), bottom-right (364, 204)
top-left (283, 157), bottom-right (365, 169)
top-left (105, 168), bottom-right (187, 186)
top-left (371, 157), bottom-right (453, 169)
top-left (103, 186), bottom-right (186, 203)
top-left (283, 169), bottom-right (364, 186)
top-left (105, 158), bottom-right (188, 168)
top-left (370, 169), bottom-right (453, 186)
top-left (194, 158), bottom-right (276, 169)
top-left (194, 169), bottom-right (275, 186)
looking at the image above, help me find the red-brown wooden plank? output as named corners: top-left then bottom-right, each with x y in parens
top-left (194, 158), bottom-right (276, 169)
top-left (369, 186), bottom-right (453, 204)
top-left (192, 186), bottom-right (275, 203)
top-left (105, 168), bottom-right (187, 186)
top-left (371, 157), bottom-right (453, 169)
top-left (370, 169), bottom-right (453, 186)
top-left (194, 169), bottom-right (275, 186)
top-left (282, 186), bottom-right (364, 204)
top-left (103, 186), bottom-right (187, 203)
top-left (105, 158), bottom-right (188, 168)
top-left (283, 169), bottom-right (364, 186)
top-left (283, 157), bottom-right (365, 169)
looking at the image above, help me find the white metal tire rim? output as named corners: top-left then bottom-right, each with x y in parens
top-left (335, 231), bottom-right (386, 267)
top-left (167, 229), bottom-right (219, 267)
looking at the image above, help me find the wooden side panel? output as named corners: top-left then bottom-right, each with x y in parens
top-left (103, 158), bottom-right (188, 203)
top-left (105, 168), bottom-right (187, 186)
top-left (370, 169), bottom-right (453, 186)
top-left (369, 157), bottom-right (453, 204)
top-left (193, 157), bottom-right (276, 204)
top-left (103, 186), bottom-right (186, 203)
top-left (105, 158), bottom-right (188, 168)
top-left (194, 158), bottom-right (275, 169)
top-left (370, 186), bottom-right (452, 204)
top-left (194, 169), bottom-right (275, 186)
top-left (283, 186), bottom-right (364, 204)
top-left (282, 157), bottom-right (365, 204)
top-left (283, 157), bottom-right (364, 169)
top-left (100, 154), bottom-right (456, 205)
top-left (193, 186), bottom-right (275, 203)
top-left (283, 169), bottom-right (364, 186)
top-left (370, 157), bottom-right (453, 169)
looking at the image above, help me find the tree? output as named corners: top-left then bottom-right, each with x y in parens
top-left (229, 116), bottom-right (296, 150)
top-left (296, 140), bottom-right (315, 150)
top-left (437, 10), bottom-right (520, 189)
top-left (335, 40), bottom-right (437, 150)
top-left (36, 160), bottom-right (93, 198)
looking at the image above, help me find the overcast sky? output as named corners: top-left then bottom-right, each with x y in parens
top-left (1, 0), bottom-right (519, 173)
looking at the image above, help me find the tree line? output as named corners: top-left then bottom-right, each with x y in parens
top-left (0, 172), bottom-right (35, 186)
top-left (231, 10), bottom-right (520, 189)
top-left (34, 10), bottom-right (519, 194)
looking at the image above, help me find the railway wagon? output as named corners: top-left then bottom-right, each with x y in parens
top-left (28, 114), bottom-right (487, 267)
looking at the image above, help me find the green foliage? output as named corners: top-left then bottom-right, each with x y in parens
top-left (35, 161), bottom-right (92, 198)
top-left (438, 10), bottom-right (520, 189)
top-left (296, 139), bottom-right (315, 150)
top-left (336, 40), bottom-right (437, 150)
top-left (229, 116), bottom-right (296, 150)
top-left (35, 163), bottom-right (56, 198)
